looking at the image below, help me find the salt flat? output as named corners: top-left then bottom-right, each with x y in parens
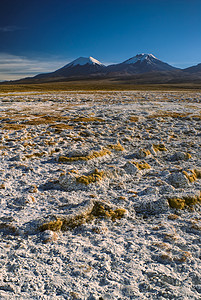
top-left (0, 91), bottom-right (201, 299)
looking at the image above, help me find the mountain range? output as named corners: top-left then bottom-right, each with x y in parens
top-left (34, 54), bottom-right (178, 80)
top-left (5, 54), bottom-right (201, 84)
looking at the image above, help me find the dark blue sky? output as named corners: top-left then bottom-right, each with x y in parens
top-left (1, 0), bottom-right (201, 80)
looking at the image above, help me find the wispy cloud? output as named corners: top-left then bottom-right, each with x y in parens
top-left (0, 53), bottom-right (69, 81)
top-left (0, 26), bottom-right (23, 32)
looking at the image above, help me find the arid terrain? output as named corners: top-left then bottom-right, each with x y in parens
top-left (0, 91), bottom-right (201, 299)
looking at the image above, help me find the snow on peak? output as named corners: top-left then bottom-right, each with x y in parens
top-left (123, 54), bottom-right (159, 64)
top-left (67, 56), bottom-right (103, 67)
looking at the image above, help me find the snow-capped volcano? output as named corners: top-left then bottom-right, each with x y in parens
top-left (123, 54), bottom-right (158, 64)
top-left (50, 56), bottom-right (105, 77)
top-left (34, 56), bottom-right (105, 79)
top-left (106, 53), bottom-right (178, 75)
top-left (65, 56), bottom-right (103, 67)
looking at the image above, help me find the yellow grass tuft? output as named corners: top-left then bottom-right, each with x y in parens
top-left (148, 111), bottom-right (190, 119)
top-left (174, 251), bottom-right (191, 263)
top-left (0, 223), bottom-right (18, 234)
top-left (91, 202), bottom-right (127, 221)
top-left (194, 169), bottom-right (201, 179)
top-left (25, 152), bottom-right (46, 159)
top-left (183, 169), bottom-right (201, 183)
top-left (72, 117), bottom-right (105, 123)
top-left (168, 193), bottom-right (201, 209)
top-left (107, 142), bottom-right (125, 151)
top-left (191, 223), bottom-right (201, 231)
top-left (129, 116), bottom-right (139, 122)
top-left (40, 202), bottom-right (127, 232)
top-left (168, 198), bottom-right (185, 209)
top-left (167, 214), bottom-right (179, 220)
top-left (186, 153), bottom-right (192, 159)
top-left (23, 118), bottom-right (55, 126)
top-left (58, 148), bottom-right (111, 162)
top-left (76, 169), bottom-right (105, 185)
top-left (153, 144), bottom-right (167, 152)
top-left (183, 194), bottom-right (201, 206)
top-left (61, 213), bottom-right (90, 230)
top-left (2, 124), bottom-right (27, 130)
top-left (133, 161), bottom-right (151, 170)
top-left (0, 183), bottom-right (6, 189)
top-left (152, 242), bottom-right (171, 250)
top-left (160, 254), bottom-right (173, 262)
top-left (39, 218), bottom-right (63, 232)
top-left (49, 124), bottom-right (73, 131)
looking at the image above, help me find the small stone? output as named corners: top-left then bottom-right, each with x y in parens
top-left (139, 186), bottom-right (159, 196)
top-left (170, 152), bottom-right (191, 161)
top-left (160, 184), bottom-right (175, 194)
top-left (0, 183), bottom-right (6, 189)
top-left (136, 148), bottom-right (151, 158)
top-left (42, 230), bottom-right (58, 243)
top-left (168, 172), bottom-right (190, 188)
top-left (29, 185), bottom-right (38, 193)
top-left (123, 162), bottom-right (138, 175)
top-left (134, 197), bottom-right (169, 215)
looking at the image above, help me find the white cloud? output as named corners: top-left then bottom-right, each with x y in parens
top-left (0, 26), bottom-right (23, 32)
top-left (0, 53), bottom-right (68, 81)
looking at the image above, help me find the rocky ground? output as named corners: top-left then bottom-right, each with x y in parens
top-left (0, 91), bottom-right (201, 299)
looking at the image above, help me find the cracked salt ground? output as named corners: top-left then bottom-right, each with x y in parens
top-left (0, 91), bottom-right (201, 299)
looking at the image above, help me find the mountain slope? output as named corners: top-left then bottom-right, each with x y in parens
top-left (183, 63), bottom-right (201, 74)
top-left (35, 56), bottom-right (106, 79)
top-left (105, 54), bottom-right (179, 75)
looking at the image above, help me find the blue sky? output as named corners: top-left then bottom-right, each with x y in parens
top-left (1, 0), bottom-right (201, 80)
